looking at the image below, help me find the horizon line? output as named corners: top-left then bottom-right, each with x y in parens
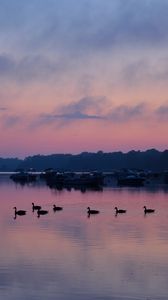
top-left (1, 148), bottom-right (168, 160)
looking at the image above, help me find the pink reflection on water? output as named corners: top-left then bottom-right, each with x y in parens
top-left (0, 176), bottom-right (168, 299)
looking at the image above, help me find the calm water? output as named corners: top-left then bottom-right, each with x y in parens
top-left (0, 175), bottom-right (168, 300)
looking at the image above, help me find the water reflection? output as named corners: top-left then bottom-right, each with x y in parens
top-left (0, 176), bottom-right (168, 299)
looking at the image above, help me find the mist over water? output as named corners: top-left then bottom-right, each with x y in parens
top-left (0, 175), bottom-right (168, 300)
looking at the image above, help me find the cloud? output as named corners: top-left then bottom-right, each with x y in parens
top-left (56, 96), bottom-right (106, 115)
top-left (0, 108), bottom-right (23, 129)
top-left (107, 103), bottom-right (146, 122)
top-left (1, 0), bottom-right (168, 56)
top-left (121, 57), bottom-right (168, 85)
top-left (42, 111), bottom-right (103, 122)
top-left (1, 115), bottom-right (21, 128)
top-left (33, 0), bottom-right (168, 52)
top-left (2, 98), bottom-right (167, 130)
top-left (36, 96), bottom-right (106, 126)
top-left (0, 53), bottom-right (64, 83)
top-left (155, 105), bottom-right (168, 120)
top-left (34, 98), bottom-right (148, 127)
top-left (1, 0), bottom-right (168, 89)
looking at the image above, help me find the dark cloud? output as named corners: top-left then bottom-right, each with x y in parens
top-left (3, 98), bottom-right (166, 130)
top-left (1, 98), bottom-right (165, 130)
top-left (35, 98), bottom-right (148, 127)
top-left (37, 96), bottom-right (105, 126)
top-left (56, 96), bottom-right (106, 115)
top-left (42, 111), bottom-right (103, 121)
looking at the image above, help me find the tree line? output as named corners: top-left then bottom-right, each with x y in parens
top-left (0, 149), bottom-right (168, 172)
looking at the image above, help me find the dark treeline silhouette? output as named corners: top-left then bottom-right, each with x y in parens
top-left (0, 158), bottom-right (21, 171)
top-left (0, 149), bottom-right (168, 172)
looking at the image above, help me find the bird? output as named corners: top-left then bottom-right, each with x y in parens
top-left (53, 204), bottom-right (63, 212)
top-left (87, 207), bottom-right (99, 214)
top-left (32, 202), bottom-right (41, 211)
top-left (143, 206), bottom-right (155, 213)
top-left (13, 207), bottom-right (26, 216)
top-left (37, 208), bottom-right (48, 217)
top-left (115, 207), bottom-right (126, 214)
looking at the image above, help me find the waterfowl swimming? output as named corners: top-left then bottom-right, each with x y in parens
top-left (37, 208), bottom-right (48, 217)
top-left (143, 206), bottom-right (155, 213)
top-left (32, 202), bottom-right (41, 210)
top-left (13, 207), bottom-right (26, 216)
top-left (87, 207), bottom-right (99, 214)
top-left (115, 207), bottom-right (126, 214)
top-left (53, 204), bottom-right (63, 212)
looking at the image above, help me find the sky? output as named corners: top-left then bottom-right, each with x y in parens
top-left (0, 0), bottom-right (168, 158)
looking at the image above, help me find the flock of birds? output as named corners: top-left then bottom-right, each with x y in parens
top-left (13, 203), bottom-right (155, 219)
top-left (13, 203), bottom-right (63, 219)
top-left (88, 206), bottom-right (155, 215)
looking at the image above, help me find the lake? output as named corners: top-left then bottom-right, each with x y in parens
top-left (0, 175), bottom-right (168, 300)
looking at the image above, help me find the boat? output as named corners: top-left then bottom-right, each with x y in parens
top-left (117, 175), bottom-right (145, 187)
top-left (10, 171), bottom-right (37, 183)
top-left (44, 171), bottom-right (103, 189)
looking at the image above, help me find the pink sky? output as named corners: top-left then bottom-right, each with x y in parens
top-left (0, 1), bottom-right (168, 157)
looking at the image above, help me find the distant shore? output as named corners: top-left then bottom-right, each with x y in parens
top-left (0, 149), bottom-right (168, 172)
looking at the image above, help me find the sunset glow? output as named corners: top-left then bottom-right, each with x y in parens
top-left (0, 0), bottom-right (168, 157)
